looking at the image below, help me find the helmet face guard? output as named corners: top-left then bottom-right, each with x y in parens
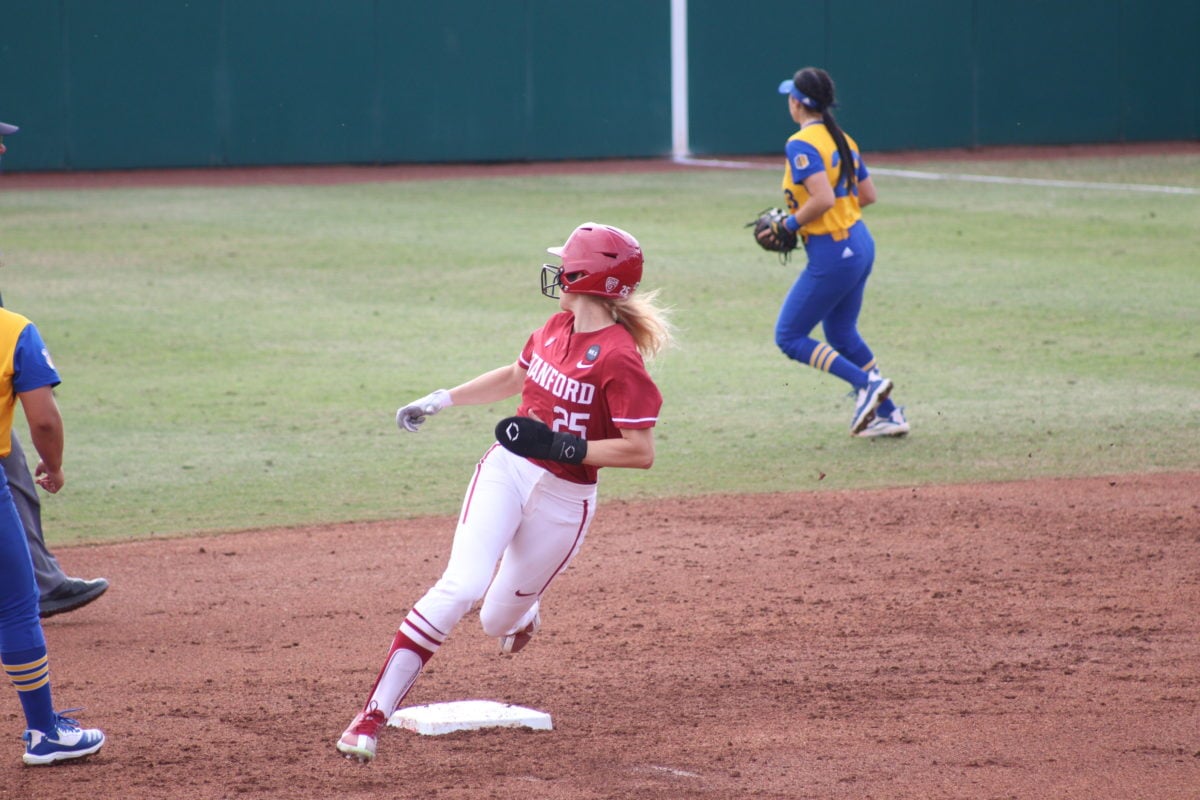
top-left (540, 263), bottom-right (565, 298)
top-left (540, 222), bottom-right (643, 300)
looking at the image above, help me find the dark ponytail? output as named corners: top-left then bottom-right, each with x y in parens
top-left (793, 67), bottom-right (857, 193)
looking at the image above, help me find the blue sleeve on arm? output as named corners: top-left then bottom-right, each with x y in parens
top-left (786, 139), bottom-right (825, 184)
top-left (12, 324), bottom-right (62, 393)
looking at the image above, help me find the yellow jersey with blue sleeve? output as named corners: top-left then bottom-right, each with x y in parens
top-left (781, 123), bottom-right (870, 241)
top-left (0, 308), bottom-right (61, 458)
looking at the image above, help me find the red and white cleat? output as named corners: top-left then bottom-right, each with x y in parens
top-left (336, 708), bottom-right (387, 763)
top-left (500, 610), bottom-right (542, 655)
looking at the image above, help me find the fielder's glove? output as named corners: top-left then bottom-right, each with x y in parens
top-left (747, 207), bottom-right (799, 263)
top-left (396, 389), bottom-right (452, 432)
top-left (495, 416), bottom-right (587, 465)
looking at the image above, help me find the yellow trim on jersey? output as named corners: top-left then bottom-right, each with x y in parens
top-left (0, 309), bottom-right (32, 455)
top-left (781, 124), bottom-right (864, 240)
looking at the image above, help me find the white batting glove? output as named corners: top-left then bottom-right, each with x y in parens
top-left (396, 389), bottom-right (452, 432)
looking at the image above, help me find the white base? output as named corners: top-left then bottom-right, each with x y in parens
top-left (388, 700), bottom-right (553, 736)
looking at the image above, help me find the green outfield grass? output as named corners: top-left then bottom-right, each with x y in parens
top-left (0, 153), bottom-right (1196, 544)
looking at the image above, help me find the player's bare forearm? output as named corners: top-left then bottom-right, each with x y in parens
top-left (793, 174), bottom-right (836, 226)
top-left (449, 362), bottom-right (526, 407)
top-left (27, 421), bottom-right (64, 467)
top-left (858, 176), bottom-right (878, 207)
top-left (18, 386), bottom-right (66, 491)
top-left (582, 427), bottom-right (655, 470)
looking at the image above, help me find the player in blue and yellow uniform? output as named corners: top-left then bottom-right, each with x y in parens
top-left (1, 119), bottom-right (111, 618)
top-left (771, 67), bottom-right (909, 437)
top-left (0, 306), bottom-right (105, 764)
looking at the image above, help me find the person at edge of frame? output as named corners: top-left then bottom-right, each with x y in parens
top-left (0, 119), bottom-right (109, 618)
top-left (0, 248), bottom-right (107, 764)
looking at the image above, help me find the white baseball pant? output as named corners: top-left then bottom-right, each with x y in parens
top-left (415, 443), bottom-right (597, 639)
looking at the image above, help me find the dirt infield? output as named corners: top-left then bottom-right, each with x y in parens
top-left (2, 472), bottom-right (1196, 799)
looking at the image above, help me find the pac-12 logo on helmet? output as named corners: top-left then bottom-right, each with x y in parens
top-left (541, 222), bottom-right (643, 300)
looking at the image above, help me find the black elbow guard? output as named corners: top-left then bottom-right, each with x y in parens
top-left (495, 416), bottom-right (587, 464)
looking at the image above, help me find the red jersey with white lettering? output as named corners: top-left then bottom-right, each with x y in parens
top-left (517, 311), bottom-right (662, 485)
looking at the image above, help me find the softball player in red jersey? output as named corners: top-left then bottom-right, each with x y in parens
top-left (337, 222), bottom-right (673, 762)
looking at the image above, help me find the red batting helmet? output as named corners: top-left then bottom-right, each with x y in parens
top-left (541, 222), bottom-right (643, 300)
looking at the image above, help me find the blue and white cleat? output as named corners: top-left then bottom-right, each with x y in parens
top-left (858, 406), bottom-right (910, 438)
top-left (22, 710), bottom-right (105, 766)
top-left (850, 377), bottom-right (893, 435)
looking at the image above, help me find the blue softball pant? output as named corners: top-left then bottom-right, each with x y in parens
top-left (774, 220), bottom-right (877, 371)
top-left (0, 476), bottom-right (44, 656)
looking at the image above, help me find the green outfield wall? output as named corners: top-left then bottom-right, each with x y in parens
top-left (1, 0), bottom-right (1195, 172)
top-left (700, 0), bottom-right (1200, 155)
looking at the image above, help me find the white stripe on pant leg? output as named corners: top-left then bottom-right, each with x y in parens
top-left (399, 619), bottom-right (442, 652)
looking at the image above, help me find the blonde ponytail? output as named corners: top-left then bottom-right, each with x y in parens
top-left (608, 288), bottom-right (675, 359)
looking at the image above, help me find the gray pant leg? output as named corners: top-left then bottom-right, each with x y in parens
top-left (4, 434), bottom-right (66, 595)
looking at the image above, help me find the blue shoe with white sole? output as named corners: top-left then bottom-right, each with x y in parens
top-left (22, 710), bottom-right (105, 766)
top-left (850, 377), bottom-right (893, 435)
top-left (858, 406), bottom-right (910, 438)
